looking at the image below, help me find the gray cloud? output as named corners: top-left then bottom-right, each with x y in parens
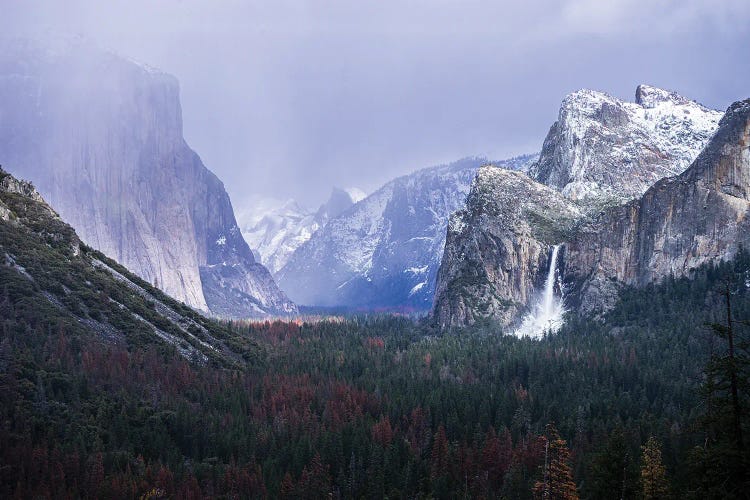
top-left (2, 0), bottom-right (748, 208)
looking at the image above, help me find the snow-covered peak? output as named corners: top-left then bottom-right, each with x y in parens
top-left (237, 185), bottom-right (364, 276)
top-left (344, 187), bottom-right (367, 203)
top-left (531, 85), bottom-right (723, 203)
top-left (635, 84), bottom-right (692, 109)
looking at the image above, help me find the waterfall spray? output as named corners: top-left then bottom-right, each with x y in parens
top-left (515, 245), bottom-right (565, 338)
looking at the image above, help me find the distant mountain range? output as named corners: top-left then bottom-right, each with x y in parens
top-left (276, 155), bottom-right (536, 309)
top-left (238, 187), bottom-right (365, 275)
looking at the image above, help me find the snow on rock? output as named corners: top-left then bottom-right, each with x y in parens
top-left (277, 155), bottom-right (536, 309)
top-left (238, 187), bottom-right (364, 275)
top-left (529, 84), bottom-right (723, 205)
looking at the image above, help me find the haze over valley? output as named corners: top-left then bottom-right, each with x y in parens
top-left (1, 2), bottom-right (749, 498)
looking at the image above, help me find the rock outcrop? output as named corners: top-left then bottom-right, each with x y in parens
top-left (529, 85), bottom-right (722, 204)
top-left (0, 37), bottom-right (295, 317)
top-left (564, 98), bottom-right (750, 314)
top-left (432, 89), bottom-right (746, 330)
top-left (432, 166), bottom-right (581, 328)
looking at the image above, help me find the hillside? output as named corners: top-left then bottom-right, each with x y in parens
top-left (0, 166), bottom-right (259, 368)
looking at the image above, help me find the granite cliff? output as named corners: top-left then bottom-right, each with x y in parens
top-left (0, 38), bottom-right (295, 317)
top-left (433, 88), bottom-right (740, 330)
top-left (564, 98), bottom-right (750, 314)
top-left (529, 84), bottom-right (721, 204)
top-left (432, 167), bottom-right (581, 328)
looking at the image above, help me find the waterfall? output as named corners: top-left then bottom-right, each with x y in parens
top-left (514, 245), bottom-right (565, 338)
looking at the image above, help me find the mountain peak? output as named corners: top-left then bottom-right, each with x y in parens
top-left (635, 84), bottom-right (692, 109)
top-left (530, 85), bottom-right (723, 203)
top-left (317, 187), bottom-right (359, 220)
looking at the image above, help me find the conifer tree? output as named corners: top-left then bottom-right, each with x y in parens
top-left (687, 280), bottom-right (749, 497)
top-left (532, 424), bottom-right (579, 500)
top-left (639, 437), bottom-right (669, 500)
top-left (587, 427), bottom-right (637, 500)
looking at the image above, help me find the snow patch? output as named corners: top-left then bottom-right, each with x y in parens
top-left (408, 282), bottom-right (427, 296)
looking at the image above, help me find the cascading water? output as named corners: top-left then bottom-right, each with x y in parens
top-left (514, 245), bottom-right (565, 338)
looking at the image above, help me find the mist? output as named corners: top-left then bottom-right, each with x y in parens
top-left (2, 0), bottom-right (749, 208)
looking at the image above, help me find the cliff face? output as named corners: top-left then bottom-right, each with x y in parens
top-left (564, 98), bottom-right (750, 314)
top-left (0, 38), bottom-right (295, 317)
top-left (432, 91), bottom-right (746, 331)
top-left (432, 167), bottom-right (581, 328)
top-left (529, 85), bottom-right (722, 204)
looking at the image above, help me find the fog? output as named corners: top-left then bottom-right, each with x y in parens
top-left (2, 0), bottom-right (749, 208)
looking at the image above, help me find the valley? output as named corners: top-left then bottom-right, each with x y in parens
top-left (1, 7), bottom-right (750, 498)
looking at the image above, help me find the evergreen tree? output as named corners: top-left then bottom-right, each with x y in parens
top-left (533, 424), bottom-right (579, 500)
top-left (687, 280), bottom-right (750, 498)
top-left (587, 427), bottom-right (637, 499)
top-left (640, 437), bottom-right (669, 500)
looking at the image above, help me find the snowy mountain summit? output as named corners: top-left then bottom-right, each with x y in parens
top-left (241, 187), bottom-right (364, 275)
top-left (529, 84), bottom-right (722, 204)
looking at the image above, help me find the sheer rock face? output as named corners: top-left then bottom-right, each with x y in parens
top-left (277, 156), bottom-right (535, 309)
top-left (564, 98), bottom-right (750, 314)
top-left (432, 167), bottom-right (581, 328)
top-left (529, 85), bottom-right (722, 204)
top-left (0, 38), bottom-right (295, 317)
top-left (432, 91), bottom-right (747, 330)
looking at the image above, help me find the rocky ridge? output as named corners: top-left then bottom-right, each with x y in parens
top-left (277, 155), bottom-right (536, 309)
top-left (0, 166), bottom-right (257, 367)
top-left (433, 87), bottom-right (741, 330)
top-left (529, 84), bottom-right (722, 204)
top-left (564, 98), bottom-right (750, 315)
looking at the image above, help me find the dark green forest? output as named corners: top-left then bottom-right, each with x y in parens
top-left (2, 244), bottom-right (749, 498)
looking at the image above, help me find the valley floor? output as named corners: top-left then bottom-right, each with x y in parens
top-left (2, 253), bottom-right (750, 498)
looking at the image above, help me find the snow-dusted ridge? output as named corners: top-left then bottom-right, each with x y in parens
top-left (530, 84), bottom-right (723, 204)
top-left (239, 187), bottom-right (365, 275)
top-left (277, 155), bottom-right (536, 309)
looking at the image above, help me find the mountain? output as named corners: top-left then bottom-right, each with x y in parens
top-left (432, 166), bottom-right (581, 328)
top-left (564, 97), bottom-right (750, 315)
top-left (0, 166), bottom-right (258, 367)
top-left (276, 155), bottom-right (536, 309)
top-left (433, 96), bottom-right (748, 330)
top-left (0, 37), bottom-right (295, 318)
top-left (529, 84), bottom-right (722, 204)
top-left (239, 187), bottom-right (364, 275)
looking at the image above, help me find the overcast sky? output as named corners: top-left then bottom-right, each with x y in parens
top-left (2, 0), bottom-right (749, 208)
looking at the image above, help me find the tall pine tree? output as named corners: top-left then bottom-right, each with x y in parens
top-left (533, 424), bottom-right (579, 500)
